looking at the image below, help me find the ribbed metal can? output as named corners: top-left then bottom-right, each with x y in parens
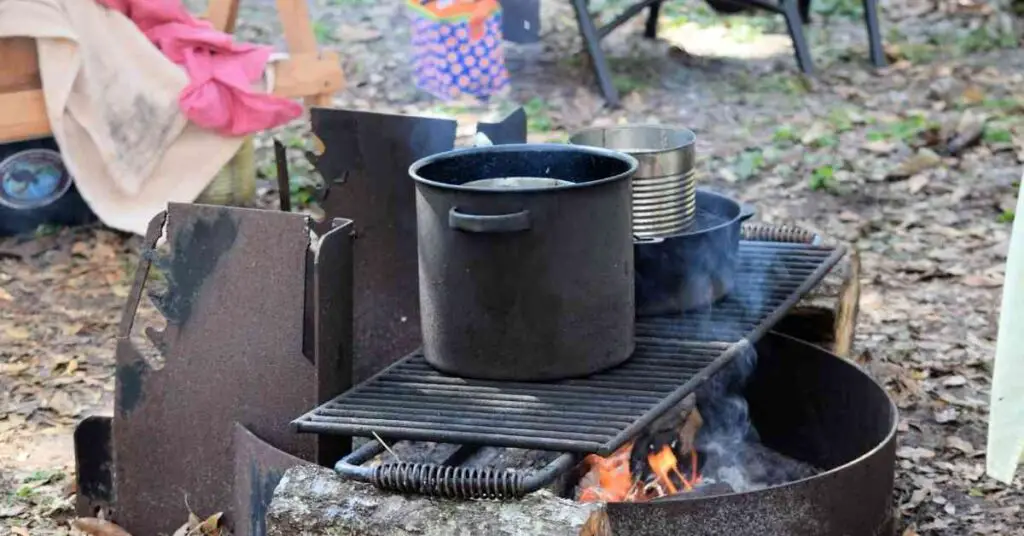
top-left (570, 125), bottom-right (696, 239)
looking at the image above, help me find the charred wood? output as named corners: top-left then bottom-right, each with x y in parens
top-left (628, 395), bottom-right (703, 480)
top-left (774, 244), bottom-right (860, 357)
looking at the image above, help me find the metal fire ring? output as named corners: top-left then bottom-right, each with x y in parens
top-left (606, 332), bottom-right (899, 536)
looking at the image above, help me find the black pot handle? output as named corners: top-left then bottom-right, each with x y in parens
top-left (449, 207), bottom-right (531, 233)
top-left (739, 203), bottom-right (756, 222)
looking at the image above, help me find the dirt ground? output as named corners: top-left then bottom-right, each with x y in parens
top-left (2, 0), bottom-right (1024, 533)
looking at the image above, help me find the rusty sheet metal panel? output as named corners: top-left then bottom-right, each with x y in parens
top-left (232, 423), bottom-right (313, 536)
top-left (111, 204), bottom-right (350, 535)
top-left (476, 107), bottom-right (527, 146)
top-left (312, 218), bottom-right (355, 464)
top-left (498, 0), bottom-right (541, 43)
top-left (311, 109), bottom-right (457, 382)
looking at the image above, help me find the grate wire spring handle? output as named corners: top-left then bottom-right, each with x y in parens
top-left (371, 462), bottom-right (525, 499)
top-left (741, 223), bottom-right (820, 245)
top-left (335, 441), bottom-right (577, 500)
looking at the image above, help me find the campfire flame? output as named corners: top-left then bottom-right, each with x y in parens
top-left (648, 444), bottom-right (701, 494)
top-left (577, 443), bottom-right (637, 503)
top-left (578, 398), bottom-right (705, 503)
top-left (578, 440), bottom-right (703, 503)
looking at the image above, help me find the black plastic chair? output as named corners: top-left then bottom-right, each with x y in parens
top-left (568, 0), bottom-right (887, 106)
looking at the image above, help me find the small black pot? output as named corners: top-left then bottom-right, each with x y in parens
top-left (410, 143), bottom-right (639, 381)
top-left (634, 189), bottom-right (754, 316)
top-left (0, 138), bottom-right (96, 237)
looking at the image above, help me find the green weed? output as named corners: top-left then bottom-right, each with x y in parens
top-left (813, 0), bottom-right (861, 18)
top-left (312, 21), bottom-right (333, 43)
top-left (983, 124), bottom-right (1014, 144)
top-left (826, 109), bottom-right (855, 133)
top-left (809, 165), bottom-right (838, 192)
top-left (956, 26), bottom-right (1018, 54)
top-left (867, 114), bottom-right (937, 142)
top-left (772, 125), bottom-right (799, 144)
top-left (523, 98), bottom-right (553, 133)
top-left (734, 150), bottom-right (766, 181)
top-left (613, 74), bottom-right (649, 95)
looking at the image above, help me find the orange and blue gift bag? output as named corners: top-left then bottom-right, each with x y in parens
top-left (408, 0), bottom-right (510, 101)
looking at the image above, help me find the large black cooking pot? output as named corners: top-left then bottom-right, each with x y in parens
top-left (634, 189), bottom-right (754, 316)
top-left (409, 144), bottom-right (638, 381)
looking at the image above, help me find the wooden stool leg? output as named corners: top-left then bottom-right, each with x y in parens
top-left (201, 0), bottom-right (344, 105)
top-left (275, 0), bottom-right (338, 107)
top-left (206, 0), bottom-right (241, 32)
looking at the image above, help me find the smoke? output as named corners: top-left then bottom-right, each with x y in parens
top-left (693, 345), bottom-right (820, 493)
top-left (694, 344), bottom-right (764, 492)
top-left (637, 211), bottom-right (821, 492)
top-left (688, 242), bottom-right (819, 492)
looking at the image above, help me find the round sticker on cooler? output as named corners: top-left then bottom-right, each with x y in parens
top-left (0, 148), bottom-right (72, 210)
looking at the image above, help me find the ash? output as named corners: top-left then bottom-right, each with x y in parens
top-left (699, 441), bottom-right (819, 492)
top-left (694, 345), bottom-right (819, 493)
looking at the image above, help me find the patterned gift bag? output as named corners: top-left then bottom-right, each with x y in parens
top-left (408, 0), bottom-right (510, 102)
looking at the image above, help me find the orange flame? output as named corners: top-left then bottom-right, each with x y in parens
top-left (578, 442), bottom-right (702, 503)
top-left (646, 445), bottom-right (701, 495)
top-left (578, 443), bottom-right (640, 503)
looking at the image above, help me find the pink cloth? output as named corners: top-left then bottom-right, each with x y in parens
top-left (96, 0), bottom-right (302, 136)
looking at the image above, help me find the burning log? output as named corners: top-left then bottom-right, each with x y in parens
top-left (576, 395), bottom-right (704, 503)
top-left (267, 465), bottom-right (612, 536)
top-left (775, 244), bottom-right (860, 358)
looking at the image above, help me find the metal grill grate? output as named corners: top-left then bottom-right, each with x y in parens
top-left (294, 241), bottom-right (846, 456)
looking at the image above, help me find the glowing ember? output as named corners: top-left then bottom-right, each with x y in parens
top-left (577, 443), bottom-right (640, 503)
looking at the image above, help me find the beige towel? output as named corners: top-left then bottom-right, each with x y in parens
top-left (0, 0), bottom-right (244, 235)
